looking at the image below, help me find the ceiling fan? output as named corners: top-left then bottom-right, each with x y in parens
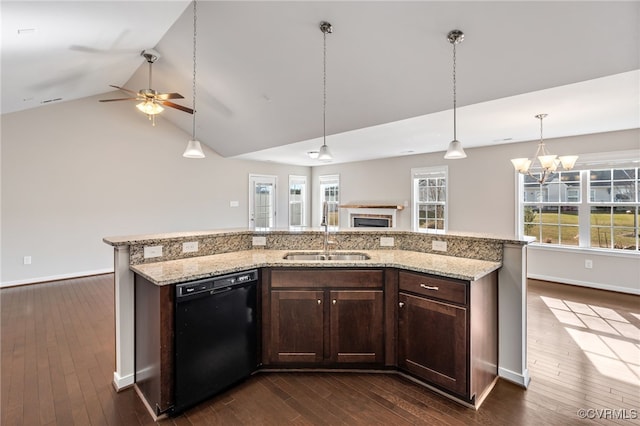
top-left (100, 49), bottom-right (193, 125)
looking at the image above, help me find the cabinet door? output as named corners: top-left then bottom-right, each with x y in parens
top-left (398, 292), bottom-right (468, 396)
top-left (270, 290), bottom-right (324, 364)
top-left (330, 290), bottom-right (384, 364)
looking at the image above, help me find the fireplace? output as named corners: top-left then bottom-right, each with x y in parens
top-left (352, 215), bottom-right (392, 228)
top-left (342, 205), bottom-right (401, 228)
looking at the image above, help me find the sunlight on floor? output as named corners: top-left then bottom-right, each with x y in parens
top-left (540, 295), bottom-right (640, 385)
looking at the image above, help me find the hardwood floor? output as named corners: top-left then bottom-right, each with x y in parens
top-left (1, 275), bottom-right (638, 425)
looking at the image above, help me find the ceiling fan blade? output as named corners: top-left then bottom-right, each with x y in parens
top-left (99, 97), bottom-right (139, 102)
top-left (156, 92), bottom-right (184, 100)
top-left (108, 84), bottom-right (138, 96)
top-left (161, 101), bottom-right (194, 114)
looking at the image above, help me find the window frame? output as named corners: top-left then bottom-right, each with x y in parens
top-left (319, 174), bottom-right (340, 227)
top-left (515, 151), bottom-right (639, 252)
top-left (411, 166), bottom-right (448, 234)
top-left (288, 175), bottom-right (307, 227)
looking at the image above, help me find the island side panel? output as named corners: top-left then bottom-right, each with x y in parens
top-left (497, 243), bottom-right (530, 387)
top-left (113, 245), bottom-right (135, 390)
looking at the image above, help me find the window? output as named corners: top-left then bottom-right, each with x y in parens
top-left (589, 168), bottom-right (639, 250)
top-left (288, 175), bottom-right (307, 227)
top-left (249, 174), bottom-right (277, 229)
top-left (412, 166), bottom-right (448, 233)
top-left (517, 162), bottom-right (639, 251)
top-left (319, 174), bottom-right (339, 226)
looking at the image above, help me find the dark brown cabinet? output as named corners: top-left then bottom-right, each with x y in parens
top-left (270, 290), bottom-right (324, 363)
top-left (397, 270), bottom-right (498, 405)
top-left (264, 269), bottom-right (385, 366)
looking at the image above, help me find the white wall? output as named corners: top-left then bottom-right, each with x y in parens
top-left (1, 95), bottom-right (309, 286)
top-left (312, 129), bottom-right (640, 293)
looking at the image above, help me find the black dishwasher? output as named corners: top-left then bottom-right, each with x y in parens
top-left (173, 270), bottom-right (258, 414)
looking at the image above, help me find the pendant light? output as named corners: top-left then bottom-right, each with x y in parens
top-left (444, 29), bottom-right (467, 160)
top-left (183, 0), bottom-right (205, 159)
top-left (511, 114), bottom-right (578, 184)
top-left (317, 21), bottom-right (333, 161)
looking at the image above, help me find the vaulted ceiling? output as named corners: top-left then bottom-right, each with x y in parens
top-left (2, 1), bottom-right (639, 165)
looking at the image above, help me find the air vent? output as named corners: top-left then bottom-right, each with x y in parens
top-left (41, 98), bottom-right (62, 104)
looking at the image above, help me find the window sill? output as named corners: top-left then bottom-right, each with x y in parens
top-left (527, 243), bottom-right (639, 259)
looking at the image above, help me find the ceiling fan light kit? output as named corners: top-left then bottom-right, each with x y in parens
top-left (99, 48), bottom-right (193, 127)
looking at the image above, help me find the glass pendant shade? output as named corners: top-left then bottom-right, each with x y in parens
top-left (318, 143), bottom-right (333, 161)
top-left (136, 100), bottom-right (164, 115)
top-left (559, 155), bottom-right (579, 170)
top-left (183, 140), bottom-right (205, 158)
top-left (510, 158), bottom-right (531, 173)
top-left (537, 154), bottom-right (558, 170)
top-left (444, 140), bottom-right (467, 159)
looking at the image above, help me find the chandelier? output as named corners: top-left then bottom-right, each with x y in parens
top-left (511, 114), bottom-right (578, 184)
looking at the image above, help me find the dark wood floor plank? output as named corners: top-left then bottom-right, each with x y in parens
top-left (2, 275), bottom-right (638, 425)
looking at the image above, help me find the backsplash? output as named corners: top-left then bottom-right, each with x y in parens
top-left (127, 229), bottom-right (507, 265)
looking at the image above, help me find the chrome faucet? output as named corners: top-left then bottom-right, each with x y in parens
top-left (320, 201), bottom-right (335, 254)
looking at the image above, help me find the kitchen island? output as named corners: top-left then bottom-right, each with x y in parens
top-left (104, 228), bottom-right (529, 416)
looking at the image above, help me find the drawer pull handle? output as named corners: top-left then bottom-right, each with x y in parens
top-left (420, 284), bottom-right (439, 291)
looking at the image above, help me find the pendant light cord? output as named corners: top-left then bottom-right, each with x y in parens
top-left (452, 41), bottom-right (457, 141)
top-left (191, 0), bottom-right (197, 140)
top-left (323, 27), bottom-right (327, 147)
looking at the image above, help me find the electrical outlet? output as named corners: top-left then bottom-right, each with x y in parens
top-left (143, 245), bottom-right (163, 259)
top-left (585, 259), bottom-right (593, 269)
top-left (380, 237), bottom-right (395, 247)
top-left (182, 241), bottom-right (198, 253)
top-left (252, 236), bottom-right (267, 246)
top-left (432, 240), bottom-right (447, 252)
top-left (230, 200), bottom-right (239, 207)
top-left (23, 256), bottom-right (32, 265)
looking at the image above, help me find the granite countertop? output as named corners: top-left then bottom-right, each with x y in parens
top-left (131, 249), bottom-right (501, 286)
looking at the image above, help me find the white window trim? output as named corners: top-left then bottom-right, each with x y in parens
top-left (514, 149), bottom-right (640, 253)
top-left (288, 175), bottom-right (307, 227)
top-left (319, 174), bottom-right (340, 227)
top-left (411, 166), bottom-right (448, 234)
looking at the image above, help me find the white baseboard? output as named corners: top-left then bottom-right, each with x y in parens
top-left (1, 268), bottom-right (114, 288)
top-left (498, 367), bottom-right (530, 389)
top-left (527, 273), bottom-right (640, 295)
top-left (113, 371), bottom-right (135, 391)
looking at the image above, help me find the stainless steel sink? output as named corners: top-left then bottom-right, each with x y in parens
top-left (283, 252), bottom-right (370, 261)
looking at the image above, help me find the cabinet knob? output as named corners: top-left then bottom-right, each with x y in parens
top-left (332, 299), bottom-right (337, 305)
top-left (317, 299), bottom-right (322, 305)
top-left (420, 284), bottom-right (439, 291)
top-left (399, 302), bottom-right (405, 308)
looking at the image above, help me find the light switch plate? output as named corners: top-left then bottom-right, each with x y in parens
top-left (230, 200), bottom-right (240, 207)
top-left (143, 245), bottom-right (163, 258)
top-left (183, 241), bottom-right (198, 253)
top-left (252, 236), bottom-right (267, 246)
top-left (380, 237), bottom-right (395, 247)
top-left (432, 240), bottom-right (447, 252)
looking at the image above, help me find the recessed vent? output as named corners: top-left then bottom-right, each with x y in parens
top-left (41, 98), bottom-right (62, 104)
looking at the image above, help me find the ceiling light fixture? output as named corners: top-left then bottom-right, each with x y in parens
top-left (511, 114), bottom-right (578, 184)
top-left (444, 29), bottom-right (467, 160)
top-left (183, 0), bottom-right (205, 159)
top-left (317, 21), bottom-right (333, 162)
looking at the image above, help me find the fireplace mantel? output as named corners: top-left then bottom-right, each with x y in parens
top-left (340, 204), bottom-right (404, 210)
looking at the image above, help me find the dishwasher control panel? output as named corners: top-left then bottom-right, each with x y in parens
top-left (176, 270), bottom-right (258, 298)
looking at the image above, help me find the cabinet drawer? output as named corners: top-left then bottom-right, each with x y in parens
top-left (271, 269), bottom-right (383, 289)
top-left (399, 271), bottom-right (467, 305)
